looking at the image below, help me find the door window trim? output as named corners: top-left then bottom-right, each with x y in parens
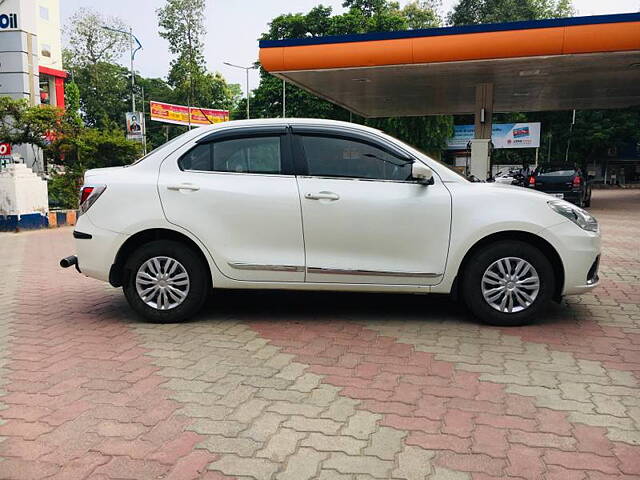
top-left (291, 128), bottom-right (418, 182)
top-left (179, 127), bottom-right (295, 175)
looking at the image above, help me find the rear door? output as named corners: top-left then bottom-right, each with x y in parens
top-left (292, 126), bottom-right (452, 286)
top-left (158, 126), bottom-right (305, 282)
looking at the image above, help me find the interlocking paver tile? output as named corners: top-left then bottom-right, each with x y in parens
top-left (0, 189), bottom-right (639, 479)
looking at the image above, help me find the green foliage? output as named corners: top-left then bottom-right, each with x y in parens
top-left (448, 0), bottom-right (574, 25)
top-left (47, 127), bottom-right (142, 208)
top-left (253, 0), bottom-right (452, 151)
top-left (51, 128), bottom-right (142, 171)
top-left (366, 116), bottom-right (454, 155)
top-left (64, 8), bottom-right (129, 66)
top-left (158, 0), bottom-right (207, 107)
top-left (48, 168), bottom-right (82, 209)
top-left (0, 97), bottom-right (141, 208)
top-left (70, 62), bottom-right (131, 129)
top-left (403, 1), bottom-right (443, 29)
top-left (63, 81), bottom-right (83, 128)
top-left (0, 97), bottom-right (62, 148)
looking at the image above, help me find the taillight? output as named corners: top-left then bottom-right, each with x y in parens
top-left (528, 176), bottom-right (536, 188)
top-left (79, 186), bottom-right (94, 205)
top-left (573, 176), bottom-right (582, 188)
top-left (79, 185), bottom-right (106, 216)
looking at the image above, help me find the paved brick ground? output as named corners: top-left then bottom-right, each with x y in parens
top-left (0, 189), bottom-right (638, 480)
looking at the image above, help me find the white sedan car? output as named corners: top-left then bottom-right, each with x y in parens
top-left (61, 119), bottom-right (601, 326)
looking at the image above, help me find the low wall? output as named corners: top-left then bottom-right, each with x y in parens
top-left (0, 210), bottom-right (77, 232)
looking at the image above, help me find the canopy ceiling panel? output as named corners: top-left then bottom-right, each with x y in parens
top-left (259, 13), bottom-right (640, 117)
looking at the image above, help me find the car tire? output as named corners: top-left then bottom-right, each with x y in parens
top-left (123, 240), bottom-right (209, 323)
top-left (461, 240), bottom-right (555, 326)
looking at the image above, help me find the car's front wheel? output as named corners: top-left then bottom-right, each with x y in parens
top-left (123, 240), bottom-right (209, 323)
top-left (461, 240), bottom-right (555, 326)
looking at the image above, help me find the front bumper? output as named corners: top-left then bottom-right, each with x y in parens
top-left (539, 220), bottom-right (601, 296)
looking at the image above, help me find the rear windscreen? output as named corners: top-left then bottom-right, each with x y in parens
top-left (538, 169), bottom-right (575, 176)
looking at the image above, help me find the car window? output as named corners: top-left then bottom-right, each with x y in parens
top-left (180, 143), bottom-right (212, 171)
top-left (537, 169), bottom-right (575, 176)
top-left (299, 135), bottom-right (412, 181)
top-left (179, 136), bottom-right (282, 174)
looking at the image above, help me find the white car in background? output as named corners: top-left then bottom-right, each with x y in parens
top-left (61, 119), bottom-right (601, 326)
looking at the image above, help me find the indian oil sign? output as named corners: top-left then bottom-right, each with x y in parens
top-left (0, 13), bottom-right (17, 29)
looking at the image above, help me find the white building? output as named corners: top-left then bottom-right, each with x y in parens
top-left (1, 0), bottom-right (66, 168)
top-left (0, 0), bottom-right (63, 229)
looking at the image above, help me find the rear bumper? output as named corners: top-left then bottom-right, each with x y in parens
top-left (538, 221), bottom-right (601, 296)
top-left (537, 190), bottom-right (582, 205)
top-left (73, 215), bottom-right (127, 283)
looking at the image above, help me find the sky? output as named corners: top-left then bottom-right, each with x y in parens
top-left (60, 0), bottom-right (640, 97)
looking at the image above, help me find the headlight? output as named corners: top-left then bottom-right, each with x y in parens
top-left (548, 200), bottom-right (598, 232)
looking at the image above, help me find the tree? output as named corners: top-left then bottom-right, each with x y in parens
top-left (403, 1), bottom-right (442, 28)
top-left (448, 0), bottom-right (574, 25)
top-left (70, 62), bottom-right (131, 129)
top-left (158, 0), bottom-right (207, 110)
top-left (49, 129), bottom-right (141, 208)
top-left (64, 8), bottom-right (129, 67)
top-left (0, 97), bottom-right (61, 149)
top-left (0, 97), bottom-right (142, 208)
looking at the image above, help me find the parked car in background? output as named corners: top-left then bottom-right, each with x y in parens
top-left (60, 119), bottom-right (601, 327)
top-left (529, 166), bottom-right (592, 207)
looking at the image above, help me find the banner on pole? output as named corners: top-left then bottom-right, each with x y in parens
top-left (125, 112), bottom-right (145, 141)
top-left (447, 123), bottom-right (541, 150)
top-left (150, 101), bottom-right (230, 127)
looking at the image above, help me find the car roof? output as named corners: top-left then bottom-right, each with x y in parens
top-left (194, 118), bottom-right (384, 135)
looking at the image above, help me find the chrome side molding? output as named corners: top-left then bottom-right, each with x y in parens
top-left (307, 267), bottom-right (442, 278)
top-left (228, 262), bottom-right (441, 278)
top-left (228, 262), bottom-right (305, 273)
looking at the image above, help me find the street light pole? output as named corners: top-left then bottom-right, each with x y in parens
top-left (129, 28), bottom-right (135, 112)
top-left (102, 25), bottom-right (142, 113)
top-left (224, 62), bottom-right (257, 119)
top-left (246, 67), bottom-right (250, 119)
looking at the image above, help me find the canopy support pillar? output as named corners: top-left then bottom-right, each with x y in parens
top-left (470, 83), bottom-right (494, 180)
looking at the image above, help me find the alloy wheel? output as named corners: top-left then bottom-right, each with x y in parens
top-left (481, 257), bottom-right (540, 313)
top-left (135, 256), bottom-right (190, 310)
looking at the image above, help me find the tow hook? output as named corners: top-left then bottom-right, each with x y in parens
top-left (60, 256), bottom-right (78, 269)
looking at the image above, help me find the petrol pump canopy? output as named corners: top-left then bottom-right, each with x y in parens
top-left (259, 13), bottom-right (640, 117)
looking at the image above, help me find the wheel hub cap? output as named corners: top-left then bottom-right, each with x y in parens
top-left (135, 256), bottom-right (190, 310)
top-left (481, 257), bottom-right (540, 313)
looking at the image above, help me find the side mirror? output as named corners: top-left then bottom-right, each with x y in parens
top-left (412, 162), bottom-right (434, 185)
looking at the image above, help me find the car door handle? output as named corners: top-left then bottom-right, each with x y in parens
top-left (305, 192), bottom-right (340, 201)
top-left (167, 183), bottom-right (200, 191)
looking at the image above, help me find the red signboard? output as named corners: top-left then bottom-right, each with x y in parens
top-left (150, 101), bottom-right (229, 127)
top-left (0, 143), bottom-right (11, 156)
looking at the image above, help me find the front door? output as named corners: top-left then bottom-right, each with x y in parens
top-left (294, 130), bottom-right (452, 285)
top-left (158, 127), bottom-right (305, 282)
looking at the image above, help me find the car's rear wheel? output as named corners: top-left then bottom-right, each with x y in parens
top-left (123, 240), bottom-right (209, 323)
top-left (461, 240), bottom-right (555, 326)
